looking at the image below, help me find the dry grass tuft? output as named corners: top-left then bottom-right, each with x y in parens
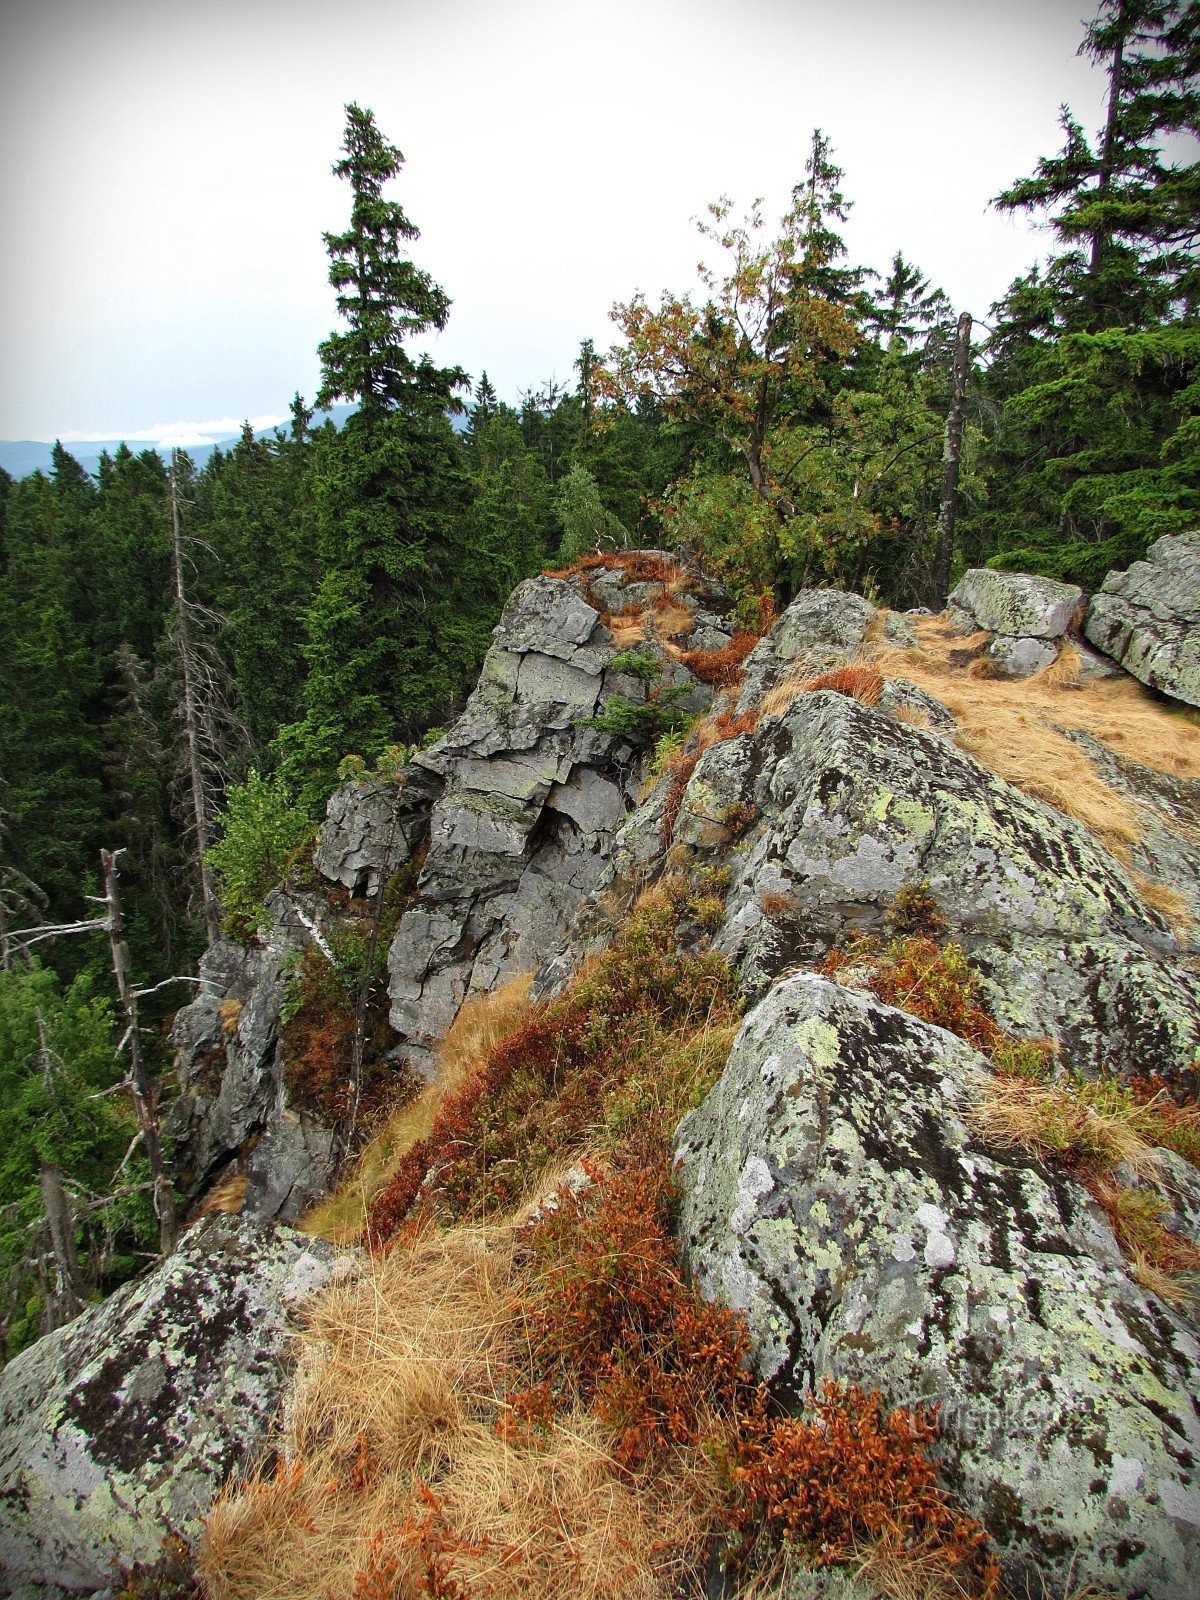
top-left (218, 997), bottom-right (243, 1037)
top-left (803, 664), bottom-right (885, 707)
top-left (759, 665), bottom-right (812, 719)
top-left (1129, 872), bottom-right (1192, 939)
top-left (649, 595), bottom-right (696, 641)
top-left (603, 602), bottom-right (648, 647)
top-left (303, 977), bottom-right (533, 1244)
top-left (970, 1077), bottom-right (1164, 1181)
top-left (758, 662), bottom-right (884, 718)
top-left (202, 1174), bottom-right (247, 1215)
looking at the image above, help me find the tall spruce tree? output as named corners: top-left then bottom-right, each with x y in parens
top-left (279, 105), bottom-right (474, 802)
top-left (994, 0), bottom-right (1198, 333)
top-left (976, 0), bottom-right (1199, 582)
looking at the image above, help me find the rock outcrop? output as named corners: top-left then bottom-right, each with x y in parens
top-left (1085, 531), bottom-right (1200, 707)
top-left (0, 1216), bottom-right (345, 1594)
top-left (166, 893), bottom-right (340, 1221)
top-left (313, 766), bottom-right (439, 896)
top-left (675, 974), bottom-right (1200, 1598)
top-left (947, 568), bottom-right (1083, 678)
top-left (381, 569), bottom-right (721, 1075)
top-left (547, 587), bottom-right (1200, 1079)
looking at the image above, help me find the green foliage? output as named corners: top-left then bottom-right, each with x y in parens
top-left (205, 770), bottom-right (314, 941)
top-left (608, 647), bottom-right (662, 683)
top-left (0, 962), bottom-right (154, 1357)
top-left (554, 462), bottom-right (629, 563)
top-left (648, 725), bottom-right (690, 777)
top-left (580, 682), bottom-right (691, 741)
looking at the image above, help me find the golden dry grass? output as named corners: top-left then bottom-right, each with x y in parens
top-left (199, 1223), bottom-right (723, 1600)
top-left (649, 595), bottom-right (696, 641)
top-left (860, 617), bottom-right (1200, 859)
top-left (1129, 872), bottom-right (1193, 939)
top-left (969, 1076), bottom-right (1164, 1181)
top-left (218, 997), bottom-right (243, 1036)
top-left (606, 611), bottom-right (648, 648)
top-left (202, 1174), bottom-right (248, 1215)
top-left (302, 976), bottom-right (533, 1244)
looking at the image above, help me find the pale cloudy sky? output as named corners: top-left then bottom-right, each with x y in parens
top-left (1, 0), bottom-right (1109, 444)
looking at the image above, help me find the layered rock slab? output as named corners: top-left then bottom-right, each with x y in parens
top-left (165, 893), bottom-right (340, 1221)
top-left (0, 1216), bottom-right (344, 1593)
top-left (675, 973), bottom-right (1200, 1597)
top-left (1085, 532), bottom-right (1200, 708)
top-left (384, 574), bottom-right (713, 1074)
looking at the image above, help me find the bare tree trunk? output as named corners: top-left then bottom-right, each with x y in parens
top-left (169, 459), bottom-right (222, 949)
top-left (933, 311), bottom-right (973, 605)
top-left (100, 849), bottom-right (178, 1255)
top-left (38, 1161), bottom-right (85, 1327)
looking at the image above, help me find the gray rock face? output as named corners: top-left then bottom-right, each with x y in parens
top-left (692, 692), bottom-right (1199, 1079)
top-left (386, 574), bottom-right (713, 1074)
top-left (984, 631), bottom-right (1057, 678)
top-left (675, 974), bottom-right (1200, 1597)
top-left (0, 1216), bottom-right (346, 1593)
top-left (313, 767), bottom-right (439, 896)
top-left (165, 893), bottom-right (339, 1218)
top-left (1085, 531), bottom-right (1200, 707)
top-left (950, 568), bottom-right (1083, 640)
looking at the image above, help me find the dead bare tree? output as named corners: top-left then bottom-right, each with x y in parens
top-left (932, 311), bottom-right (973, 605)
top-left (100, 848), bottom-right (178, 1255)
top-left (166, 452), bottom-right (248, 949)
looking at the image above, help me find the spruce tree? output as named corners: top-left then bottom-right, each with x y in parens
top-left (976, 0), bottom-right (1199, 582)
top-left (279, 104), bottom-right (474, 805)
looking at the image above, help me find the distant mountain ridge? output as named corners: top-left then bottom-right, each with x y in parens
top-left (0, 406), bottom-right (358, 481)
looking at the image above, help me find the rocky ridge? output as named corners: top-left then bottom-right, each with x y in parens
top-left (5, 539), bottom-right (1200, 1596)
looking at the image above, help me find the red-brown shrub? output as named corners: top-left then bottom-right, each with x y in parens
top-left (680, 630), bottom-right (758, 689)
top-left (364, 891), bottom-right (738, 1245)
top-left (803, 664), bottom-right (885, 707)
top-left (731, 1381), bottom-right (998, 1589)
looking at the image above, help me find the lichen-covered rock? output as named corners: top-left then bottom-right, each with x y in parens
top-left (552, 685), bottom-right (1199, 1080)
top-left (675, 974), bottom-right (1200, 1597)
top-left (950, 568), bottom-right (1083, 640)
top-left (313, 767), bottom-right (439, 896)
top-left (984, 631), bottom-right (1058, 678)
top-left (1085, 532), bottom-right (1200, 708)
top-left (386, 574), bottom-right (713, 1074)
top-left (0, 1216), bottom-right (347, 1593)
top-left (679, 690), bottom-right (1199, 1079)
top-left (166, 934), bottom-right (294, 1198)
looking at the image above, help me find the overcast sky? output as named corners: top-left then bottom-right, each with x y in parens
top-left (1, 0), bottom-right (1111, 446)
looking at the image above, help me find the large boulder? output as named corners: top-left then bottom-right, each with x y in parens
top-left (949, 568), bottom-right (1082, 639)
top-left (675, 973), bottom-right (1200, 1598)
top-left (568, 686), bottom-right (1199, 1081)
top-left (1085, 532), bottom-right (1200, 708)
top-left (0, 1216), bottom-right (346, 1594)
top-left (947, 569), bottom-right (1083, 680)
top-left (736, 588), bottom-right (876, 713)
top-left (385, 573), bottom-right (715, 1075)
